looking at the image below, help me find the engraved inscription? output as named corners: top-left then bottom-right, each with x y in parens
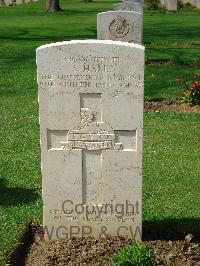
top-left (109, 16), bottom-right (130, 38)
top-left (38, 55), bottom-right (141, 90)
top-left (39, 74), bottom-right (55, 88)
top-left (61, 108), bottom-right (123, 151)
top-left (65, 56), bottom-right (120, 64)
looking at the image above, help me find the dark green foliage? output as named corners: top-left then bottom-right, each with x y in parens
top-left (178, 0), bottom-right (195, 10)
top-left (144, 0), bottom-right (161, 10)
top-left (111, 243), bottom-right (158, 266)
top-left (144, 0), bottom-right (167, 11)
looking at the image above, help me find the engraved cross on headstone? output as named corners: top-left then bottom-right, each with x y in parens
top-left (48, 93), bottom-right (136, 205)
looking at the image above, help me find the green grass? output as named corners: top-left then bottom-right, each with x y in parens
top-left (144, 112), bottom-right (200, 221)
top-left (111, 242), bottom-right (157, 266)
top-left (145, 64), bottom-right (199, 100)
top-left (0, 0), bottom-right (200, 265)
top-left (0, 95), bottom-right (42, 264)
top-left (146, 45), bottom-right (200, 63)
top-left (143, 10), bottom-right (200, 43)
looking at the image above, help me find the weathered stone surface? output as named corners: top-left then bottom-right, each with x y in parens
top-left (160, 0), bottom-right (177, 10)
top-left (16, 0), bottom-right (23, 5)
top-left (196, 0), bottom-right (200, 8)
top-left (122, 0), bottom-right (144, 5)
top-left (4, 0), bottom-right (12, 6)
top-left (123, 0), bottom-right (143, 3)
top-left (97, 11), bottom-right (142, 44)
top-left (37, 40), bottom-right (144, 241)
top-left (181, 0), bottom-right (200, 8)
top-left (114, 2), bottom-right (143, 13)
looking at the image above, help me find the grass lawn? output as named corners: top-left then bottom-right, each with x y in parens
top-left (145, 64), bottom-right (199, 100)
top-left (0, 0), bottom-right (200, 265)
top-left (143, 11), bottom-right (200, 43)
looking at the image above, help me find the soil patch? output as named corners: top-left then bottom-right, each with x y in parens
top-left (144, 102), bottom-right (200, 113)
top-left (24, 226), bottom-right (200, 266)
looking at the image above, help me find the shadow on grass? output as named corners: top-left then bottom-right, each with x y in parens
top-left (143, 218), bottom-right (200, 241)
top-left (0, 178), bottom-right (38, 206)
top-left (146, 46), bottom-right (200, 65)
top-left (145, 30), bottom-right (199, 40)
top-left (0, 46), bottom-right (35, 72)
top-left (144, 20), bottom-right (200, 41)
top-left (0, 27), bottom-right (96, 42)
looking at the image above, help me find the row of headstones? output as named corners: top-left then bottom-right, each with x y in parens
top-left (35, 0), bottom-right (199, 243)
top-left (0, 0), bottom-right (37, 6)
top-left (160, 0), bottom-right (200, 10)
top-left (115, 0), bottom-right (199, 11)
top-left (1, 0), bottom-right (199, 9)
top-left (38, 0), bottom-right (145, 240)
top-left (97, 0), bottom-right (143, 44)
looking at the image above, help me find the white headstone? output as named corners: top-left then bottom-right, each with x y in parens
top-left (190, 0), bottom-right (197, 5)
top-left (182, 0), bottom-right (200, 8)
top-left (4, 0), bottom-right (12, 6)
top-left (114, 2), bottom-right (143, 13)
top-left (122, 0), bottom-right (144, 5)
top-left (160, 0), bottom-right (177, 10)
top-left (16, 0), bottom-right (22, 4)
top-left (37, 40), bottom-right (144, 241)
top-left (123, 0), bottom-right (143, 3)
top-left (97, 11), bottom-right (143, 44)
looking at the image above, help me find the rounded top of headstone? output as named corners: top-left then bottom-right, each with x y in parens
top-left (98, 10), bottom-right (142, 15)
top-left (36, 40), bottom-right (144, 52)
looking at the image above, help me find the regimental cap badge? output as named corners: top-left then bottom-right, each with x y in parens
top-left (109, 16), bottom-right (130, 38)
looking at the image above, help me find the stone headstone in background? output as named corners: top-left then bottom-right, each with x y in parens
top-left (4, 0), bottom-right (12, 6)
top-left (187, 0), bottom-right (196, 5)
top-left (122, 0), bottom-right (144, 5)
top-left (160, 0), bottom-right (177, 10)
top-left (123, 0), bottom-right (143, 2)
top-left (182, 0), bottom-right (200, 8)
top-left (114, 2), bottom-right (143, 13)
top-left (189, 0), bottom-right (197, 5)
top-left (16, 0), bottom-right (22, 5)
top-left (97, 11), bottom-right (143, 44)
top-left (37, 40), bottom-right (144, 241)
